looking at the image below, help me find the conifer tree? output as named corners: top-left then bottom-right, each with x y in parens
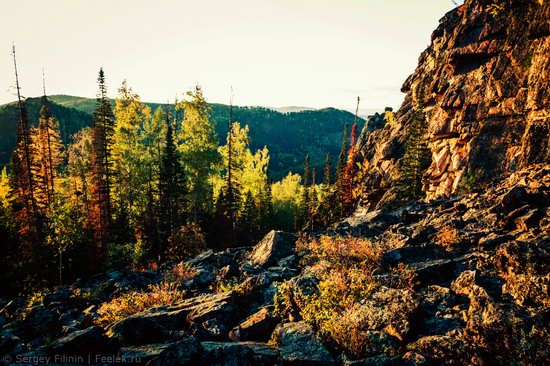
top-left (299, 155), bottom-right (311, 229)
top-left (90, 68), bottom-right (115, 263)
top-left (226, 93), bottom-right (237, 238)
top-left (33, 79), bottom-right (64, 212)
top-left (397, 102), bottom-right (431, 201)
top-left (324, 153), bottom-right (332, 186)
top-left (10, 45), bottom-right (41, 243)
top-left (335, 123), bottom-right (349, 184)
top-left (158, 107), bottom-right (186, 259)
top-left (303, 154), bottom-right (310, 187)
top-left (259, 178), bottom-right (274, 233)
top-left (239, 190), bottom-right (258, 245)
top-left (341, 123), bottom-right (359, 205)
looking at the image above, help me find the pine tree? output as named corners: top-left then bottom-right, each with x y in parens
top-left (324, 153), bottom-right (332, 186)
top-left (140, 106), bottom-right (166, 256)
top-left (10, 45), bottom-right (42, 244)
top-left (90, 68), bottom-right (115, 264)
top-left (226, 93), bottom-right (237, 240)
top-left (341, 122), bottom-right (359, 206)
top-left (158, 107), bottom-right (186, 259)
top-left (299, 155), bottom-right (311, 229)
top-left (397, 104), bottom-right (431, 201)
top-left (239, 190), bottom-right (258, 245)
top-left (303, 154), bottom-right (310, 187)
top-left (335, 123), bottom-right (348, 184)
top-left (259, 177), bottom-right (274, 234)
top-left (33, 81), bottom-right (64, 212)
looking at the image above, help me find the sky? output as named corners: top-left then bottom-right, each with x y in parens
top-left (0, 0), bottom-right (456, 114)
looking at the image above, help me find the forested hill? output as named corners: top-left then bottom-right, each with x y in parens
top-left (0, 95), bottom-right (366, 180)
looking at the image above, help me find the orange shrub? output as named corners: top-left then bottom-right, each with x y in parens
top-left (95, 282), bottom-right (183, 326)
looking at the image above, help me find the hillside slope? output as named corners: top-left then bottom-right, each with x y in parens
top-left (0, 96), bottom-right (365, 180)
top-left (356, 0), bottom-right (549, 209)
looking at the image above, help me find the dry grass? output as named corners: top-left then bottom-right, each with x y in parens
top-left (95, 282), bottom-right (184, 327)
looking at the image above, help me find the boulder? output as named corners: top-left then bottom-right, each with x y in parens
top-left (248, 231), bottom-right (297, 267)
top-left (409, 259), bottom-right (456, 287)
top-left (201, 341), bottom-right (278, 366)
top-left (271, 321), bottom-right (335, 365)
top-left (119, 337), bottom-right (202, 366)
top-left (47, 326), bottom-right (118, 356)
top-left (382, 246), bottom-right (448, 265)
top-left (229, 307), bottom-right (279, 342)
top-left (185, 292), bottom-right (235, 324)
top-left (107, 308), bottom-right (186, 346)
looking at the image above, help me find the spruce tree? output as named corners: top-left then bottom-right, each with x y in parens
top-left (239, 190), bottom-right (258, 245)
top-left (341, 123), bottom-right (359, 206)
top-left (90, 68), bottom-right (115, 264)
top-left (324, 153), bottom-right (332, 186)
top-left (299, 155), bottom-right (311, 229)
top-left (259, 178), bottom-right (274, 234)
top-left (158, 107), bottom-right (186, 259)
top-left (397, 105), bottom-right (431, 201)
top-left (335, 123), bottom-right (348, 184)
top-left (10, 45), bottom-right (42, 244)
top-left (34, 81), bottom-right (64, 212)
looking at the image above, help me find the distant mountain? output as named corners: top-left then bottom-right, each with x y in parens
top-left (0, 95), bottom-right (366, 181)
top-left (270, 106), bottom-right (316, 113)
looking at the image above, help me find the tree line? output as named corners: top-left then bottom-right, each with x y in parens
top-left (0, 49), bottom-right (371, 294)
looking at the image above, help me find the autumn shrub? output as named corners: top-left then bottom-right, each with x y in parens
top-left (298, 235), bottom-right (382, 267)
top-left (213, 277), bottom-right (240, 294)
top-left (95, 282), bottom-right (183, 326)
top-left (19, 290), bottom-right (47, 320)
top-left (434, 225), bottom-right (461, 249)
top-left (275, 235), bottom-right (390, 357)
top-left (167, 222), bottom-right (208, 261)
top-left (162, 262), bottom-right (198, 285)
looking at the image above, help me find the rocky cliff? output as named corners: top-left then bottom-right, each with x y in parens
top-left (357, 0), bottom-right (549, 207)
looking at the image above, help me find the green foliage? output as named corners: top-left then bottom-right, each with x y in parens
top-left (104, 242), bottom-right (142, 269)
top-left (112, 81), bottom-right (153, 232)
top-left (178, 86), bottom-right (221, 220)
top-left (271, 173), bottom-right (302, 231)
top-left (0, 96), bottom-right (365, 182)
top-left (458, 168), bottom-right (484, 194)
top-left (397, 106), bottom-right (431, 202)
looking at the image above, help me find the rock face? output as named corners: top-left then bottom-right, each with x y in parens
top-left (357, 0), bottom-right (549, 207)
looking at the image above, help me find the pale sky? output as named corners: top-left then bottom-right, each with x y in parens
top-left (1, 0), bottom-right (456, 112)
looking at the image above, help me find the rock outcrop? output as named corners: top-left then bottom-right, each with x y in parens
top-left (1, 165), bottom-right (547, 365)
top-left (357, 0), bottom-right (549, 207)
